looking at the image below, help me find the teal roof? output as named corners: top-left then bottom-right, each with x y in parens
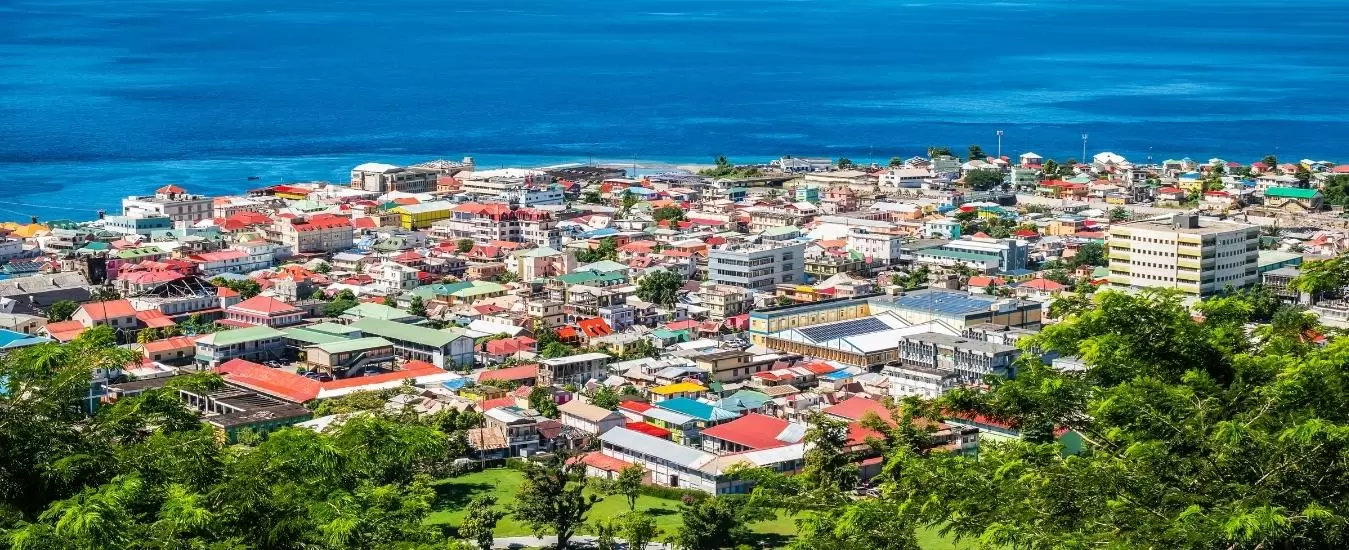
top-left (714, 390), bottom-right (772, 413)
top-left (650, 328), bottom-right (690, 342)
top-left (202, 325), bottom-right (286, 346)
top-left (918, 248), bottom-right (996, 262)
top-left (412, 282), bottom-right (473, 299)
top-left (577, 260), bottom-right (628, 273)
top-left (340, 302), bottom-right (419, 321)
top-left (80, 241), bottom-right (110, 251)
top-left (1265, 186), bottom-right (1321, 199)
top-left (303, 322), bottom-right (362, 336)
top-left (654, 397), bottom-right (738, 422)
top-left (281, 327), bottom-right (347, 345)
top-left (556, 270), bottom-right (627, 286)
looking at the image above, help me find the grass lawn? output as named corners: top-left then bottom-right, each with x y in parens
top-left (428, 468), bottom-right (974, 549)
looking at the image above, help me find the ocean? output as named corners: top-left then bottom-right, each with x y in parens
top-left (1, 0), bottom-right (1348, 219)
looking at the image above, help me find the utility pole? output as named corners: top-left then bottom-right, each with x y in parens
top-left (1081, 133), bottom-right (1089, 163)
top-left (996, 130), bottom-right (1004, 159)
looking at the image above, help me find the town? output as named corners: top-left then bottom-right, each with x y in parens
top-left (3, 147), bottom-right (1349, 549)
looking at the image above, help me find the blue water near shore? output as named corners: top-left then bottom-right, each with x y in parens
top-left (2, 0), bottom-right (1348, 219)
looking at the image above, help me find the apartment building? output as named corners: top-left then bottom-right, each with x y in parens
top-left (349, 163), bottom-right (438, 193)
top-left (458, 169), bottom-right (553, 196)
top-left (1107, 214), bottom-right (1259, 297)
top-left (894, 332), bottom-right (1021, 384)
top-left (269, 213), bottom-right (354, 256)
top-left (846, 228), bottom-right (905, 265)
top-left (912, 237), bottom-right (1029, 273)
top-left (699, 284), bottom-right (752, 321)
top-left (122, 185), bottom-right (214, 223)
top-left (538, 352), bottom-right (612, 386)
top-left (708, 240), bottom-right (807, 290)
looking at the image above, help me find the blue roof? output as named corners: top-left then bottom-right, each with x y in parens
top-left (872, 289), bottom-right (1011, 316)
top-left (823, 370), bottom-right (854, 380)
top-left (713, 390), bottom-right (772, 413)
top-left (654, 397), bottom-right (738, 422)
top-left (579, 228), bottom-right (620, 239)
top-left (441, 378), bottom-right (469, 390)
top-left (0, 329), bottom-right (51, 349)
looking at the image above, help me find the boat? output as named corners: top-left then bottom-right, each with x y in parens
top-left (247, 175), bottom-right (260, 180)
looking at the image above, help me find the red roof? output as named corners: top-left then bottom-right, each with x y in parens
top-left (579, 451), bottom-right (636, 473)
top-left (156, 184), bottom-right (187, 194)
top-left (217, 359), bottom-right (321, 402)
top-left (77, 300), bottom-right (138, 321)
top-left (1020, 278), bottom-right (1066, 291)
top-left (619, 400), bottom-right (652, 413)
top-left (699, 413), bottom-right (795, 450)
top-left (141, 335), bottom-right (199, 354)
top-left (664, 319), bottom-right (699, 331)
top-left (119, 270), bottom-right (184, 285)
top-left (1157, 187), bottom-right (1184, 194)
top-left (191, 249), bottom-right (248, 263)
top-left (477, 364), bottom-right (539, 382)
top-left (824, 396), bottom-right (891, 423)
top-left (318, 362), bottom-right (442, 391)
top-left (215, 286), bottom-right (240, 298)
top-left (845, 422), bottom-right (885, 446)
top-left (229, 295), bottom-right (299, 316)
top-left (44, 320), bottom-right (87, 342)
top-left (481, 396), bottom-right (516, 411)
top-left (555, 326), bottom-right (580, 341)
top-left (1013, 229), bottom-right (1039, 238)
top-left (1332, 165), bottom-right (1349, 174)
top-left (577, 317), bottom-right (613, 338)
top-left (135, 309), bottom-right (176, 328)
top-left (352, 217), bottom-right (377, 229)
top-left (968, 275), bottom-right (1006, 288)
top-left (624, 422), bottom-right (672, 439)
top-left (801, 361), bottom-right (837, 375)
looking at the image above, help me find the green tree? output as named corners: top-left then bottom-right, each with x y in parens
top-left (582, 190), bottom-right (603, 204)
top-left (512, 453), bottom-right (598, 549)
top-left (407, 295), bottom-right (427, 318)
top-left (211, 277), bottom-right (261, 299)
top-left (621, 190), bottom-right (638, 215)
top-left (459, 495), bottom-right (504, 550)
top-left (1068, 241), bottom-right (1106, 268)
top-left (44, 300), bottom-right (78, 322)
top-left (635, 269), bottom-right (684, 309)
top-left (926, 146), bottom-right (953, 157)
top-left (652, 205), bottom-right (687, 223)
top-left (313, 262), bottom-right (331, 274)
top-left (888, 157), bottom-right (904, 167)
top-left (1295, 164), bottom-right (1313, 186)
top-left (90, 285), bottom-right (121, 301)
top-left (610, 464), bottom-right (644, 511)
top-left (591, 386), bottom-right (620, 409)
top-left (670, 497), bottom-right (753, 550)
top-left (963, 169), bottom-right (1003, 191)
top-left (496, 270), bottom-right (520, 284)
top-left (619, 511), bottom-right (660, 550)
top-left (1263, 154), bottom-right (1279, 169)
top-left (776, 295), bottom-right (793, 306)
top-left (540, 341), bottom-right (576, 359)
top-left (967, 144), bottom-right (985, 160)
top-left (1290, 255), bottom-right (1348, 301)
top-left (457, 239), bottom-right (475, 253)
top-left (1041, 159), bottom-right (1059, 178)
top-left (593, 517), bottom-right (619, 550)
top-left (527, 385), bottom-right (560, 418)
top-left (837, 158), bottom-right (855, 170)
top-left (382, 294), bottom-right (396, 306)
top-left (136, 327), bottom-right (159, 344)
top-left (1108, 206), bottom-right (1130, 222)
top-left (577, 237), bottom-right (619, 263)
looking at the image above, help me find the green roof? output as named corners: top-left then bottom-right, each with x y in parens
top-left (303, 322), bottom-right (362, 336)
top-left (280, 327), bottom-right (347, 345)
top-left (576, 260), bottom-right (628, 273)
top-left (451, 281), bottom-right (507, 298)
top-left (80, 241), bottom-right (110, 251)
top-left (515, 246), bottom-right (562, 258)
top-left (308, 337), bottom-right (393, 354)
top-left (116, 247), bottom-right (164, 259)
top-left (351, 318), bottom-right (464, 348)
top-left (651, 328), bottom-right (690, 342)
top-left (412, 282), bottom-right (473, 299)
top-left (203, 325), bottom-right (286, 346)
top-left (1265, 186), bottom-right (1321, 199)
top-left (340, 302), bottom-right (419, 321)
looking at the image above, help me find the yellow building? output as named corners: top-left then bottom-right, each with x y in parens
top-left (392, 201), bottom-right (455, 230)
top-left (747, 297), bottom-right (871, 345)
top-left (647, 381), bottom-right (708, 402)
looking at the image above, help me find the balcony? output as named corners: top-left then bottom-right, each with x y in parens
top-left (1109, 251), bottom-right (1131, 262)
top-left (1178, 258), bottom-right (1200, 269)
top-left (1108, 275), bottom-right (1132, 285)
top-left (1178, 271), bottom-right (1200, 282)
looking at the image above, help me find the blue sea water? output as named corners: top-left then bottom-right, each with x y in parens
top-left (1, 0), bottom-right (1348, 219)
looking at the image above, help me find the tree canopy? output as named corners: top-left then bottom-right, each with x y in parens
top-left (963, 169), bottom-right (1004, 191)
top-left (635, 269), bottom-right (684, 308)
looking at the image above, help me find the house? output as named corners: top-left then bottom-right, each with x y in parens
top-left (138, 335), bottom-right (199, 365)
top-left (302, 337), bottom-right (396, 372)
top-left (195, 325), bottom-right (288, 368)
top-left (223, 295), bottom-right (304, 328)
top-left (71, 300), bottom-right (140, 338)
top-left (698, 413), bottom-right (806, 454)
top-left (558, 399), bottom-right (627, 435)
top-left (349, 318), bottom-right (475, 369)
top-left (537, 352), bottom-right (612, 386)
top-left (648, 381), bottom-right (708, 402)
top-left (1017, 278), bottom-right (1067, 299)
top-left (476, 364), bottom-right (539, 386)
top-left (1263, 187), bottom-right (1323, 213)
top-left (595, 427), bottom-right (805, 494)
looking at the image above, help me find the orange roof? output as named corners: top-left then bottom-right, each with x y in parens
top-left (141, 335), bottom-right (199, 354)
top-left (156, 184), bottom-right (187, 194)
top-left (215, 286), bottom-right (240, 298)
top-left (478, 364), bottom-right (539, 382)
top-left (824, 396), bottom-right (891, 423)
top-left (579, 451), bottom-right (636, 473)
top-left (392, 197), bottom-right (420, 205)
top-left (1020, 278), bottom-right (1066, 291)
top-left (135, 309), bottom-right (176, 328)
top-left (77, 300), bottom-right (138, 321)
top-left (218, 359), bottom-right (321, 402)
top-left (577, 317), bottom-right (613, 338)
top-left (44, 320), bottom-right (86, 342)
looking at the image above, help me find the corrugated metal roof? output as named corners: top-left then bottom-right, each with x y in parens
top-left (600, 427), bottom-right (713, 468)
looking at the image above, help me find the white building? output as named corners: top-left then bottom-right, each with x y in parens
top-left (123, 185), bottom-right (214, 224)
top-left (1107, 213), bottom-right (1260, 297)
top-left (594, 427), bottom-right (804, 495)
top-left (846, 228), bottom-right (904, 265)
top-left (350, 163), bottom-right (438, 193)
top-left (558, 400), bottom-right (627, 435)
top-left (708, 240), bottom-right (807, 290)
top-left (879, 168), bottom-right (935, 188)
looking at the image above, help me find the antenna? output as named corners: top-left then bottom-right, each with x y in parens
top-left (1081, 133), bottom-right (1089, 163)
top-left (996, 130), bottom-right (1004, 159)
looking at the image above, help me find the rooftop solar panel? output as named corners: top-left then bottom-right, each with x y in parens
top-left (798, 317), bottom-right (891, 343)
top-left (890, 290), bottom-right (997, 315)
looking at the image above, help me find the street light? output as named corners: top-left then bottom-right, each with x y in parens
top-left (996, 130), bottom-right (1004, 159)
top-left (1081, 133), bottom-right (1089, 163)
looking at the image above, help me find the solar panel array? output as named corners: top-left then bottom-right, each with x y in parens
top-left (893, 290), bottom-right (995, 314)
top-left (798, 316), bottom-right (891, 343)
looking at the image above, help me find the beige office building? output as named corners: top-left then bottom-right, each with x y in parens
top-left (1107, 214), bottom-right (1259, 297)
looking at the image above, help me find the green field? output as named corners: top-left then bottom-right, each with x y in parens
top-left (429, 468), bottom-right (971, 549)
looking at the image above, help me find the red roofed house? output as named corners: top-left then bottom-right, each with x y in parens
top-left (476, 363), bottom-right (539, 386)
top-left (698, 413), bottom-right (806, 454)
top-left (43, 320), bottom-right (87, 343)
top-left (823, 396), bottom-right (892, 424)
top-left (576, 317), bottom-right (614, 342)
top-left (272, 213), bottom-right (354, 256)
top-left (71, 300), bottom-right (140, 340)
top-left (139, 336), bottom-right (199, 365)
top-left (224, 295), bottom-right (304, 327)
top-left (1018, 277), bottom-right (1067, 299)
top-left (216, 358), bottom-right (445, 403)
top-left (484, 337), bottom-right (538, 360)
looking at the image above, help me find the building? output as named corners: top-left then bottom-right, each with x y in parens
top-left (189, 249), bottom-right (271, 276)
top-left (350, 163), bottom-right (439, 193)
top-left (269, 214), bottom-right (354, 255)
top-left (698, 413), bottom-right (806, 454)
top-left (1107, 214), bottom-right (1260, 297)
top-left (302, 337), bottom-right (396, 372)
top-left (694, 350), bottom-right (787, 383)
top-left (595, 427), bottom-right (805, 494)
top-left (349, 318), bottom-right (475, 369)
top-left (558, 399), bottom-right (627, 435)
top-left (458, 169), bottom-right (553, 197)
top-left (890, 332), bottom-right (1021, 394)
top-left (392, 201), bottom-right (456, 230)
top-left (699, 284), bottom-right (752, 322)
top-left (846, 228), bottom-right (905, 265)
top-left (223, 295), bottom-right (304, 328)
top-left (537, 352), bottom-right (612, 386)
top-left (912, 238), bottom-right (1029, 273)
top-left (102, 215), bottom-right (174, 236)
top-left (1262, 187), bottom-right (1323, 212)
top-left (194, 326), bottom-right (287, 368)
top-left (747, 297), bottom-right (873, 345)
top-left (122, 185), bottom-right (214, 223)
top-left (868, 289), bottom-right (1042, 329)
top-left (708, 240), bottom-right (807, 290)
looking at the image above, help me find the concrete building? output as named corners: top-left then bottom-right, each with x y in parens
top-left (458, 169), bottom-right (553, 197)
top-left (269, 214), bottom-right (354, 256)
top-left (708, 240), bottom-right (807, 290)
top-left (1107, 214), bottom-right (1260, 297)
top-left (558, 399), bottom-right (627, 435)
top-left (699, 284), bottom-right (752, 322)
top-left (349, 318), bottom-right (474, 368)
top-left (102, 215), bottom-right (173, 236)
top-left (122, 185), bottom-right (213, 223)
top-left (912, 238), bottom-right (1029, 273)
top-left (194, 326), bottom-right (287, 368)
top-left (868, 289), bottom-right (1041, 329)
top-left (846, 228), bottom-right (905, 265)
top-left (350, 163), bottom-right (439, 193)
top-left (894, 332), bottom-right (1020, 386)
top-left (538, 352), bottom-right (612, 386)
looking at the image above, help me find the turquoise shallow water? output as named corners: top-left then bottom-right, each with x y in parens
top-left (1, 0), bottom-right (1347, 218)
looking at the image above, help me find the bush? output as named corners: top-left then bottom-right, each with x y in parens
top-left (637, 483), bottom-right (710, 503)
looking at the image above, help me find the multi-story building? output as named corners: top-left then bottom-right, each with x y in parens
top-left (912, 237), bottom-right (1029, 273)
top-left (194, 325), bottom-right (287, 368)
top-left (699, 284), bottom-right (752, 321)
top-left (537, 352), bottom-right (612, 386)
top-left (269, 213), bottom-right (354, 256)
top-left (188, 248), bottom-right (271, 276)
top-left (122, 185), bottom-right (214, 224)
top-left (517, 209), bottom-right (562, 249)
top-left (349, 163), bottom-right (439, 193)
top-left (102, 215), bottom-right (173, 236)
top-left (846, 228), bottom-right (905, 265)
top-left (1107, 214), bottom-right (1260, 297)
top-left (502, 184), bottom-right (565, 207)
top-left (392, 201), bottom-right (456, 230)
top-left (894, 332), bottom-right (1021, 384)
top-left (457, 169), bottom-right (553, 197)
top-left (708, 240), bottom-right (807, 290)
